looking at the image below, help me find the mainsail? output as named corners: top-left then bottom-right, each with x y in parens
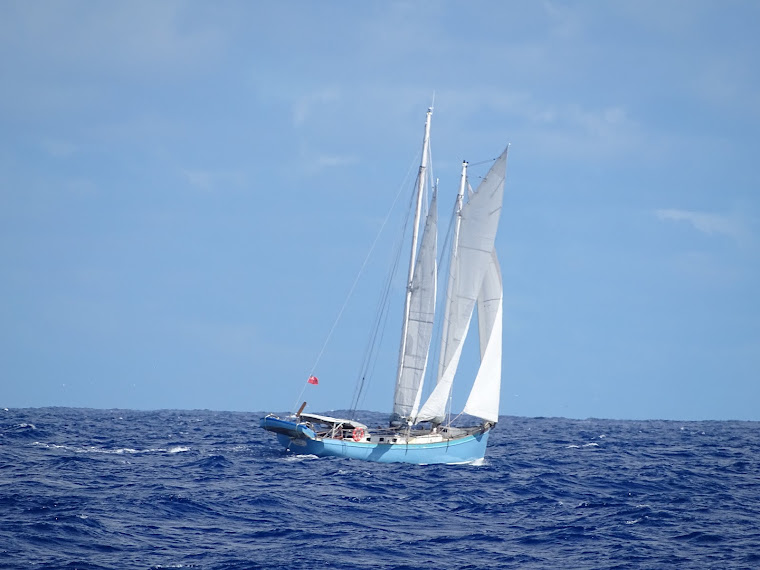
top-left (391, 192), bottom-right (437, 420)
top-left (415, 147), bottom-right (509, 424)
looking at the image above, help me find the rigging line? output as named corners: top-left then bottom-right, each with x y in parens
top-left (355, 244), bottom-right (400, 392)
top-left (350, 137), bottom-right (430, 415)
top-left (350, 214), bottom-right (408, 414)
top-left (352, 325), bottom-right (384, 416)
top-left (349, 263), bottom-right (396, 415)
top-left (467, 157), bottom-right (498, 167)
top-left (427, 138), bottom-right (434, 206)
top-left (445, 384), bottom-right (455, 427)
top-left (357, 253), bottom-right (404, 415)
top-left (447, 411), bottom-right (464, 428)
top-left (437, 198), bottom-right (457, 272)
top-left (291, 151), bottom-right (421, 415)
top-left (309, 153), bottom-right (420, 376)
top-left (359, 229), bottom-right (406, 414)
top-left (466, 157), bottom-right (498, 183)
top-left (350, 180), bottom-right (415, 416)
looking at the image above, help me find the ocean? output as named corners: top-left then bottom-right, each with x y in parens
top-left (1, 408), bottom-right (758, 569)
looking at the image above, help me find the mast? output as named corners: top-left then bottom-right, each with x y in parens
top-left (437, 159), bottom-right (468, 381)
top-left (394, 108), bottom-right (432, 419)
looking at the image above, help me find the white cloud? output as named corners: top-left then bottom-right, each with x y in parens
top-left (434, 87), bottom-right (643, 162)
top-left (542, 1), bottom-right (584, 39)
top-left (41, 139), bottom-right (79, 158)
top-left (315, 155), bottom-right (357, 168)
top-left (2, 3), bottom-right (226, 73)
top-left (295, 153), bottom-right (358, 177)
top-left (655, 208), bottom-right (748, 242)
top-left (181, 169), bottom-right (246, 192)
top-left (292, 88), bottom-right (341, 128)
top-left (182, 170), bottom-right (214, 191)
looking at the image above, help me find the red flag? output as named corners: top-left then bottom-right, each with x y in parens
top-left (307, 375), bottom-right (319, 385)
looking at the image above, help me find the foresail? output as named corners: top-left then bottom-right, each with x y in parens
top-left (462, 249), bottom-right (502, 423)
top-left (392, 193), bottom-right (437, 420)
top-left (415, 147), bottom-right (508, 424)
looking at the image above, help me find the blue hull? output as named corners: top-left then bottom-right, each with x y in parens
top-left (261, 416), bottom-right (490, 465)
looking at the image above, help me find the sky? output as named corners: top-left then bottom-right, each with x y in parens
top-left (1, 1), bottom-right (758, 421)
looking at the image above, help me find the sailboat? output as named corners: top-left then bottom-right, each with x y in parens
top-left (261, 107), bottom-right (509, 464)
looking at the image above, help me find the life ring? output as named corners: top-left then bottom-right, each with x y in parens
top-left (352, 427), bottom-right (364, 442)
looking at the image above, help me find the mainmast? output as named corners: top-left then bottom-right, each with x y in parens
top-left (394, 108), bottom-right (432, 418)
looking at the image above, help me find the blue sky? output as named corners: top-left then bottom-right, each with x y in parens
top-left (1, 2), bottom-right (758, 420)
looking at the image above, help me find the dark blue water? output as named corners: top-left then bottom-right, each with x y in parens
top-left (2, 408), bottom-right (759, 569)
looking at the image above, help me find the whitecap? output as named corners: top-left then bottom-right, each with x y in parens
top-left (82, 447), bottom-right (141, 455)
top-left (168, 446), bottom-right (190, 454)
top-left (33, 442), bottom-right (69, 450)
top-left (283, 454), bottom-right (319, 462)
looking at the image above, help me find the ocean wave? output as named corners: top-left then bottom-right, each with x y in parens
top-left (1, 409), bottom-right (758, 569)
top-left (31, 441), bottom-right (192, 455)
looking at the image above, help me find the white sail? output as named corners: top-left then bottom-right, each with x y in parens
top-left (415, 147), bottom-right (508, 423)
top-left (392, 192), bottom-right (438, 420)
top-left (462, 249), bottom-right (502, 423)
